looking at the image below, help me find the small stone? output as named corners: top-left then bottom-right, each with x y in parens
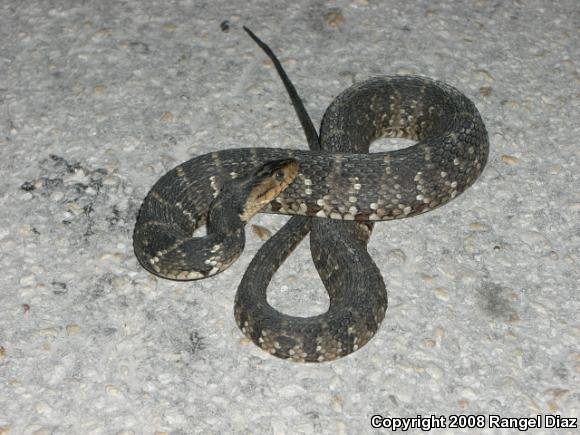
top-left (50, 191), bottom-right (64, 201)
top-left (36, 327), bottom-right (59, 337)
top-left (502, 100), bottom-right (520, 109)
top-left (31, 264), bottom-right (44, 275)
top-left (103, 176), bottom-right (119, 186)
top-left (331, 394), bottom-right (343, 412)
top-left (160, 111), bottom-right (174, 123)
top-left (0, 426), bottom-right (10, 435)
top-left (35, 401), bottom-right (52, 415)
top-left (94, 84), bottom-right (106, 95)
top-left (545, 387), bottom-right (570, 410)
top-left (479, 86), bottom-right (492, 96)
top-left (19, 225), bottom-right (35, 236)
top-left (286, 275), bottom-right (298, 284)
top-left (21, 180), bottom-right (36, 191)
top-left (434, 287), bottom-right (449, 301)
top-left (19, 274), bottom-right (36, 286)
top-left (386, 249), bottom-right (407, 264)
top-left (163, 23), bottom-right (177, 32)
top-left (100, 252), bottom-right (123, 262)
top-left (112, 276), bottom-right (127, 289)
top-left (251, 224), bottom-right (272, 241)
top-left (464, 235), bottom-right (478, 254)
top-left (423, 338), bottom-right (436, 348)
top-left (67, 202), bottom-right (84, 215)
top-left (105, 384), bottom-right (123, 397)
top-left (94, 28), bottom-right (113, 38)
top-left (474, 69), bottom-right (495, 82)
top-left (128, 41), bottom-right (149, 54)
top-left (548, 164), bottom-right (561, 174)
top-left (420, 273), bottom-right (437, 284)
top-left (325, 9), bottom-right (345, 28)
top-left (64, 168), bottom-right (88, 185)
top-left (0, 345), bottom-right (5, 360)
top-left (66, 324), bottom-right (81, 336)
top-left (469, 222), bottom-right (489, 232)
top-left (426, 363), bottom-right (444, 379)
top-left (458, 399), bottom-right (470, 409)
top-left (525, 395), bottom-right (542, 413)
top-left (501, 154), bottom-right (520, 165)
top-left (335, 421), bottom-right (347, 435)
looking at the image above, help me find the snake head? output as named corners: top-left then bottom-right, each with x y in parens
top-left (240, 158), bottom-right (299, 221)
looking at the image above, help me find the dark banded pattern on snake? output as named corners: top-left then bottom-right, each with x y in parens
top-left (133, 28), bottom-right (489, 362)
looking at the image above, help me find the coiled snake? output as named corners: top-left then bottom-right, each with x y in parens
top-left (133, 28), bottom-right (489, 362)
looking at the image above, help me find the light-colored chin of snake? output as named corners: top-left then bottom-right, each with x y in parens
top-left (240, 160), bottom-right (299, 222)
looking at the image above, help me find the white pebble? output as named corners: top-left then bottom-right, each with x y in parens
top-left (19, 274), bottom-right (36, 286)
top-left (50, 191), bottom-right (64, 201)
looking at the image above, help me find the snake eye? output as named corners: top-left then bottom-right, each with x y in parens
top-left (274, 170), bottom-right (286, 182)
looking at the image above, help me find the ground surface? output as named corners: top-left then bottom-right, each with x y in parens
top-left (0, 0), bottom-right (579, 434)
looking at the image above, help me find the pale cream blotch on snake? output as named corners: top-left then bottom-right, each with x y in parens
top-left (133, 28), bottom-right (489, 362)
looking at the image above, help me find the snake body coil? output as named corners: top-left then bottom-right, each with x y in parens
top-left (133, 29), bottom-right (489, 362)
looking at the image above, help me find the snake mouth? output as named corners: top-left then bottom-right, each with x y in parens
top-left (240, 158), bottom-right (299, 222)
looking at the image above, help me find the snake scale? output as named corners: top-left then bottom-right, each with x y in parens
top-left (133, 27), bottom-right (489, 362)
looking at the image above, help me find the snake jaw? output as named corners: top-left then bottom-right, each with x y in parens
top-left (240, 158), bottom-right (299, 222)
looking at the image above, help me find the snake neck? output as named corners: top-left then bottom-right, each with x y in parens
top-left (207, 190), bottom-right (246, 234)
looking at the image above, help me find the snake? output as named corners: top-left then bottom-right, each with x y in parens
top-left (133, 27), bottom-right (489, 362)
